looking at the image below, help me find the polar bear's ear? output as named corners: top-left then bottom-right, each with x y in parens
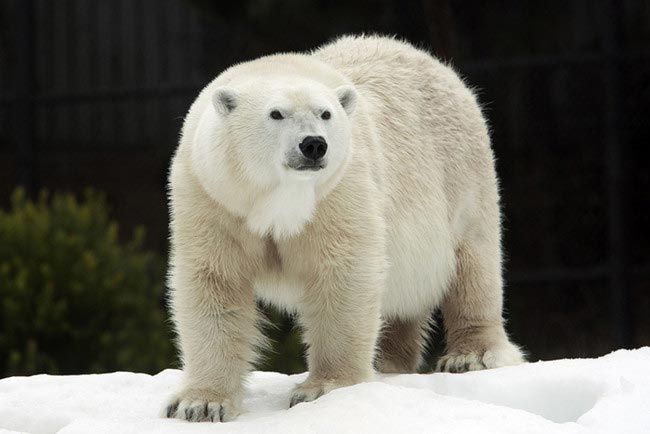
top-left (212, 87), bottom-right (237, 116)
top-left (336, 85), bottom-right (357, 116)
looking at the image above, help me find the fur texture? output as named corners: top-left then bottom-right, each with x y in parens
top-left (164, 35), bottom-right (523, 422)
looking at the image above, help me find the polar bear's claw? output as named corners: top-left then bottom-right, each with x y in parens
top-left (437, 343), bottom-right (524, 373)
top-left (289, 393), bottom-right (307, 407)
top-left (163, 389), bottom-right (239, 422)
top-left (437, 352), bottom-right (486, 373)
top-left (165, 401), bottom-right (178, 418)
top-left (289, 381), bottom-right (331, 407)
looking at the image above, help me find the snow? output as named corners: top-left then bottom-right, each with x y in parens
top-left (1, 348), bottom-right (649, 434)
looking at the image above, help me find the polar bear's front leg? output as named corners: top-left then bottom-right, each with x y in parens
top-left (290, 274), bottom-right (382, 407)
top-left (164, 267), bottom-right (262, 422)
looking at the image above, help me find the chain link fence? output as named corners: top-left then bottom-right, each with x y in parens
top-left (1, 0), bottom-right (648, 363)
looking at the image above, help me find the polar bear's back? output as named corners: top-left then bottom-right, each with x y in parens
top-left (315, 36), bottom-right (499, 317)
top-left (314, 35), bottom-right (494, 207)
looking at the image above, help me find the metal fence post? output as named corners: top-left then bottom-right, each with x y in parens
top-left (602, 0), bottom-right (632, 348)
top-left (14, 0), bottom-right (36, 193)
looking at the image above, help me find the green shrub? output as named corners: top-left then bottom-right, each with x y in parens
top-left (261, 306), bottom-right (306, 374)
top-left (0, 188), bottom-right (176, 376)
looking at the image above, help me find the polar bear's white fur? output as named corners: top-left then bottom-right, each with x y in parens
top-left (164, 35), bottom-right (523, 422)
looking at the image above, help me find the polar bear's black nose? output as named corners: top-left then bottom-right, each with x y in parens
top-left (299, 136), bottom-right (328, 161)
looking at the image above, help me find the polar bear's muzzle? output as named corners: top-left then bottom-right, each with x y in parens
top-left (285, 136), bottom-right (328, 171)
top-left (299, 136), bottom-right (328, 161)
top-left (286, 158), bottom-right (327, 172)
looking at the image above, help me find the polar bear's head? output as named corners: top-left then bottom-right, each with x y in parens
top-left (191, 77), bottom-right (358, 238)
top-left (211, 80), bottom-right (356, 186)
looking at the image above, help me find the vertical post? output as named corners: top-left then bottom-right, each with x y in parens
top-left (421, 0), bottom-right (456, 60)
top-left (602, 0), bottom-right (632, 348)
top-left (14, 0), bottom-right (36, 193)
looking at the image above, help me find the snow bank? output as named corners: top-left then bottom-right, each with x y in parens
top-left (1, 348), bottom-right (649, 434)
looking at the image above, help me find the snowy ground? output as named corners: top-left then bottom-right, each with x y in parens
top-left (1, 348), bottom-right (649, 434)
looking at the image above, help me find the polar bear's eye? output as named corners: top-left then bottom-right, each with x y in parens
top-left (270, 110), bottom-right (284, 120)
top-left (321, 110), bottom-right (331, 120)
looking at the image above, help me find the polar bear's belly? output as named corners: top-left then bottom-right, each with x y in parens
top-left (380, 214), bottom-right (457, 319)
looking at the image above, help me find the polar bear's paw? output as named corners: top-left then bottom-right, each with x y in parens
top-left (289, 378), bottom-right (349, 407)
top-left (437, 342), bottom-right (524, 373)
top-left (163, 388), bottom-right (241, 422)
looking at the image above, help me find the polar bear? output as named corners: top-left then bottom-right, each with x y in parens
top-left (164, 35), bottom-right (523, 422)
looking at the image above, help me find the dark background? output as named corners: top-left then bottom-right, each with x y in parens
top-left (1, 0), bottom-right (649, 375)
